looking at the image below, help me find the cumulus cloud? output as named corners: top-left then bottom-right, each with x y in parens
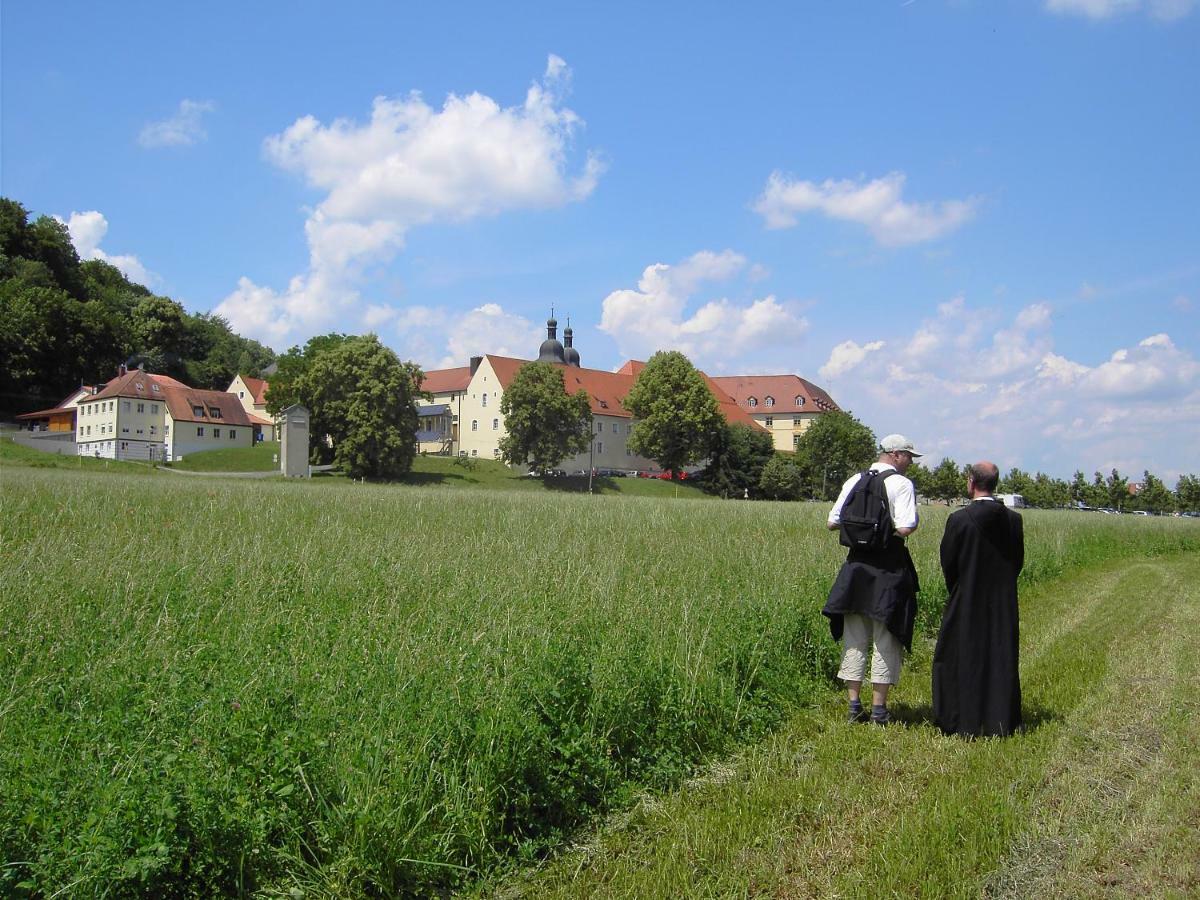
top-left (57, 210), bottom-right (155, 286)
top-left (1046, 0), bottom-right (1196, 20)
top-left (138, 99), bottom-right (216, 148)
top-left (814, 296), bottom-right (1200, 480)
top-left (598, 250), bottom-right (810, 370)
top-left (753, 171), bottom-right (978, 246)
top-left (216, 56), bottom-right (602, 350)
top-left (388, 302), bottom-right (540, 370)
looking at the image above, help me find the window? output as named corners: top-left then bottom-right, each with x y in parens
top-left (748, 397), bottom-right (758, 408)
top-left (209, 408), bottom-right (221, 419)
top-left (197, 427), bottom-right (205, 437)
top-left (596, 441), bottom-right (603, 454)
top-left (492, 418), bottom-right (498, 430)
top-left (137, 403), bottom-right (145, 413)
top-left (229, 430), bottom-right (236, 440)
top-left (150, 426), bottom-right (156, 435)
top-left (795, 396), bottom-right (805, 407)
top-left (471, 449), bottom-right (477, 457)
top-left (793, 417), bottom-right (802, 426)
top-left (794, 435), bottom-right (802, 450)
top-left (482, 393), bottom-right (488, 407)
top-left (596, 422), bottom-right (603, 434)
top-left (471, 420), bottom-right (478, 431)
top-left (122, 401), bottom-right (131, 412)
top-left (493, 448), bottom-right (500, 457)
top-left (165, 425), bottom-right (170, 435)
top-left (121, 426), bottom-right (129, 434)
top-left (193, 405), bottom-right (204, 416)
top-left (214, 428), bottom-right (221, 438)
top-left (135, 383), bottom-right (144, 392)
top-left (86, 426), bottom-right (91, 436)
top-left (136, 428), bottom-right (143, 435)
top-left (239, 391), bottom-right (245, 398)
top-left (612, 423), bottom-right (619, 433)
top-left (765, 396), bottom-right (775, 408)
top-left (151, 404), bottom-right (157, 413)
top-left (151, 384), bottom-right (160, 393)
top-left (765, 417), bottom-right (773, 428)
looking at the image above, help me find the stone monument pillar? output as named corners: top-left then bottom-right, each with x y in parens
top-left (280, 404), bottom-right (311, 478)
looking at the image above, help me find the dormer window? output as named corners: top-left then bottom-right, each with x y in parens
top-left (748, 397), bottom-right (758, 408)
top-left (765, 396), bottom-right (775, 408)
top-left (151, 384), bottom-right (160, 392)
top-left (193, 405), bottom-right (204, 416)
top-left (135, 383), bottom-right (144, 392)
top-left (795, 396), bottom-right (805, 407)
top-left (209, 408), bottom-right (221, 419)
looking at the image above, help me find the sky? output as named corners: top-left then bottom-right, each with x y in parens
top-left (3, 1), bottom-right (1198, 481)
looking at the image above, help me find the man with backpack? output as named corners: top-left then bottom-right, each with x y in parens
top-left (822, 434), bottom-right (922, 725)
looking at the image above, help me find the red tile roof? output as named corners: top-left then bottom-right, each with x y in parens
top-left (710, 374), bottom-right (840, 415)
top-left (421, 366), bottom-right (472, 394)
top-left (240, 375), bottom-right (269, 405)
top-left (82, 370), bottom-right (252, 427)
top-left (464, 355), bottom-right (765, 431)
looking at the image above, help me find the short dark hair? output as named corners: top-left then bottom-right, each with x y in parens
top-left (969, 462), bottom-right (999, 493)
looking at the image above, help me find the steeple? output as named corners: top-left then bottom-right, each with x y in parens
top-left (563, 317), bottom-right (581, 367)
top-left (537, 307), bottom-right (566, 364)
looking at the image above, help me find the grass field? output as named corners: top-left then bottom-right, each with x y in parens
top-left (2, 458), bottom-right (1197, 897)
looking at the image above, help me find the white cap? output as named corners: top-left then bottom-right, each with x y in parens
top-left (880, 434), bottom-right (923, 457)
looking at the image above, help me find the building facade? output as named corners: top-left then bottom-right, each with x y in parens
top-left (76, 368), bottom-right (253, 461)
top-left (709, 375), bottom-right (841, 452)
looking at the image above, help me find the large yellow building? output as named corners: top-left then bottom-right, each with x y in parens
top-left (76, 368), bottom-right (254, 461)
top-left (709, 375), bottom-right (840, 452)
top-left (417, 317), bottom-right (820, 472)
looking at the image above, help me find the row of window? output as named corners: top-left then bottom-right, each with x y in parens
top-left (762, 417), bottom-right (808, 428)
top-left (81, 401), bottom-right (116, 415)
top-left (195, 427), bottom-right (238, 439)
top-left (746, 395), bottom-right (806, 409)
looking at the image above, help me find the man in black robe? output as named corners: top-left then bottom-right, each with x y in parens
top-left (933, 460), bottom-right (1024, 738)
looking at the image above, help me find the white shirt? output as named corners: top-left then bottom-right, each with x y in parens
top-left (827, 462), bottom-right (919, 531)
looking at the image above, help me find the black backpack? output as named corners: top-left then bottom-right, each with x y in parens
top-left (838, 469), bottom-right (897, 551)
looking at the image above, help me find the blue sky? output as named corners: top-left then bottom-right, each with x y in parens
top-left (4, 1), bottom-right (1197, 480)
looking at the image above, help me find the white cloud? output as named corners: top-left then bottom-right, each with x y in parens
top-left (814, 296), bottom-right (1200, 480)
top-left (57, 210), bottom-right (155, 286)
top-left (138, 99), bottom-right (216, 148)
top-left (388, 302), bottom-right (540, 370)
top-left (598, 250), bottom-right (810, 370)
top-left (218, 56), bottom-right (602, 350)
top-left (820, 340), bottom-right (886, 380)
top-left (1046, 0), bottom-right (1196, 19)
top-left (752, 171), bottom-right (978, 246)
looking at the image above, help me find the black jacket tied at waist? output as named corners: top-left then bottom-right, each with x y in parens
top-left (822, 536), bottom-right (920, 651)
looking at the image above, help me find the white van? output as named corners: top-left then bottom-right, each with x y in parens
top-left (996, 493), bottom-right (1026, 509)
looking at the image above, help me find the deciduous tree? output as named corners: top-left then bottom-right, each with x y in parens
top-left (498, 361), bottom-right (592, 472)
top-left (624, 351), bottom-right (722, 479)
top-left (759, 455), bottom-right (803, 501)
top-left (791, 410), bottom-right (876, 500)
top-left (700, 422), bottom-right (776, 498)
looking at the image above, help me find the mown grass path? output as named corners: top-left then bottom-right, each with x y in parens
top-left (487, 552), bottom-right (1200, 898)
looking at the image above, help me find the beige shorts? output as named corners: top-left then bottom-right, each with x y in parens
top-left (837, 613), bottom-right (903, 685)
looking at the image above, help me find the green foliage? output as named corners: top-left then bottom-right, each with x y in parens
top-left (1177, 474), bottom-right (1200, 513)
top-left (298, 335), bottom-right (424, 479)
top-left (0, 197), bottom-right (274, 414)
top-left (790, 410), bottom-right (876, 500)
top-left (927, 457), bottom-right (966, 503)
top-left (700, 423), bottom-right (776, 498)
top-left (624, 350), bottom-right (723, 479)
top-left (758, 455), bottom-right (803, 500)
top-left (497, 361), bottom-right (592, 472)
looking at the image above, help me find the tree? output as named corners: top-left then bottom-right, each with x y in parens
top-left (927, 457), bottom-right (965, 504)
top-left (1069, 471), bottom-right (1089, 507)
top-left (298, 335), bottom-right (424, 479)
top-left (791, 410), bottom-right (876, 500)
top-left (759, 455), bottom-right (803, 500)
top-left (1132, 470), bottom-right (1174, 515)
top-left (624, 350), bottom-right (723, 479)
top-left (265, 333), bottom-right (356, 417)
top-left (1176, 474), bottom-right (1200, 513)
top-left (497, 361), bottom-right (592, 472)
top-left (1106, 468), bottom-right (1129, 511)
top-left (700, 422), bottom-right (776, 498)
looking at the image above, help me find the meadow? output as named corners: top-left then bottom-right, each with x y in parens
top-left (1, 461), bottom-right (1197, 897)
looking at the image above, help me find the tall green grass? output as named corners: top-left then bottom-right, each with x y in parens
top-left (1, 470), bottom-right (1196, 896)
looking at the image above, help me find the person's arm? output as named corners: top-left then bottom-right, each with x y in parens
top-left (940, 514), bottom-right (961, 593)
top-left (891, 477), bottom-right (918, 537)
top-left (1012, 510), bottom-right (1025, 574)
top-left (826, 477), bottom-right (856, 530)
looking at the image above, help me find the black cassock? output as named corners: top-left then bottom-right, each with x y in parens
top-left (933, 499), bottom-right (1024, 737)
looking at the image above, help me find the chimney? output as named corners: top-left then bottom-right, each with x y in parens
top-left (118, 363), bottom-right (127, 377)
top-left (470, 355), bottom-right (483, 376)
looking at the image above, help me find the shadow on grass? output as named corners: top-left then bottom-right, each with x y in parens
top-left (539, 476), bottom-right (620, 493)
top-left (403, 471), bottom-right (474, 486)
top-left (889, 701), bottom-right (1062, 736)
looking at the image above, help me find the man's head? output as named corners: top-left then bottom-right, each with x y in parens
top-left (968, 461), bottom-right (1000, 497)
top-left (878, 433), bottom-right (922, 474)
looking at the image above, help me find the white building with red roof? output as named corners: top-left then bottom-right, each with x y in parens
top-left (76, 367), bottom-right (254, 461)
top-left (227, 373), bottom-right (278, 442)
top-left (709, 374), bottom-right (841, 452)
top-left (417, 316), bottom-right (771, 473)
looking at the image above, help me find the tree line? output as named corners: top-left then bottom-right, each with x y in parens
top-left (0, 198), bottom-right (275, 416)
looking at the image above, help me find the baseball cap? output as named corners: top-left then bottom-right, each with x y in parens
top-left (880, 434), bottom-right (923, 457)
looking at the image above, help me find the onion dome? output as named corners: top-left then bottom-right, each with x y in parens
top-left (537, 313), bottom-right (565, 363)
top-left (563, 320), bottom-right (581, 367)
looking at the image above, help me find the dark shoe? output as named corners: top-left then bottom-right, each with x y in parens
top-left (870, 709), bottom-right (891, 726)
top-left (848, 705), bottom-right (869, 724)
